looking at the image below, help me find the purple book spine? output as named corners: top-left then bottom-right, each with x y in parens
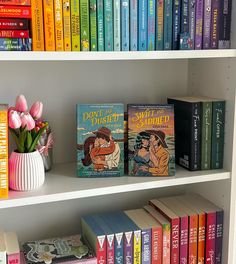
top-left (215, 211), bottom-right (223, 264)
top-left (142, 229), bottom-right (151, 264)
top-left (195, 0), bottom-right (204, 49)
top-left (203, 0), bottom-right (212, 49)
top-left (210, 0), bottom-right (220, 48)
top-left (179, 216), bottom-right (188, 264)
top-left (124, 231), bottom-right (133, 264)
top-left (189, 0), bottom-right (196, 49)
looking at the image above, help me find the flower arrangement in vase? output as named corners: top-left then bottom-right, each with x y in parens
top-left (8, 95), bottom-right (48, 191)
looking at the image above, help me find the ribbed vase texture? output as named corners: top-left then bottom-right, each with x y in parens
top-left (9, 150), bottom-right (45, 191)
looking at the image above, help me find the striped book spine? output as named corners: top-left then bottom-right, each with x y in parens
top-left (130, 0), bottom-right (138, 50)
top-left (104, 0), bottom-right (113, 50)
top-left (156, 0), bottom-right (164, 50)
top-left (71, 0), bottom-right (80, 51)
top-left (138, 0), bottom-right (147, 50)
top-left (90, 0), bottom-right (97, 51)
top-left (54, 0), bottom-right (64, 51)
top-left (97, 0), bottom-right (104, 50)
top-left (63, 0), bottom-right (71, 51)
top-left (113, 0), bottom-right (121, 50)
top-left (121, 0), bottom-right (129, 51)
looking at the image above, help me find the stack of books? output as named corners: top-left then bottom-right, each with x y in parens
top-left (81, 193), bottom-right (223, 264)
top-left (0, 0), bottom-right (31, 51)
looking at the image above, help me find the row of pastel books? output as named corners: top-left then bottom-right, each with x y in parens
top-left (81, 193), bottom-right (223, 264)
top-left (168, 96), bottom-right (226, 171)
top-left (0, 2), bottom-right (32, 51)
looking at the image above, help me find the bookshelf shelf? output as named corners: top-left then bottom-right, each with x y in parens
top-left (0, 49), bottom-right (236, 61)
top-left (0, 163), bottom-right (230, 209)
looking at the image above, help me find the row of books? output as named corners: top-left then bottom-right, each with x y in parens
top-left (168, 96), bottom-right (226, 171)
top-left (81, 193), bottom-right (224, 264)
top-left (0, 2), bottom-right (32, 51)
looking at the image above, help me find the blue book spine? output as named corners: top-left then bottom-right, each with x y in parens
top-left (148, 0), bottom-right (156, 50)
top-left (141, 229), bottom-right (152, 264)
top-left (156, 0), bottom-right (164, 50)
top-left (97, 0), bottom-right (104, 51)
top-left (104, 0), bottom-right (113, 50)
top-left (0, 38), bottom-right (19, 51)
top-left (121, 0), bottom-right (130, 50)
top-left (164, 0), bottom-right (173, 49)
top-left (189, 0), bottom-right (196, 49)
top-left (114, 0), bottom-right (121, 51)
top-left (172, 0), bottom-right (181, 49)
top-left (138, 0), bottom-right (148, 50)
top-left (181, 0), bottom-right (189, 33)
top-left (130, 0), bottom-right (138, 50)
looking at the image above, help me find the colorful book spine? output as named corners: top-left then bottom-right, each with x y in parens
top-left (151, 226), bottom-right (162, 264)
top-left (104, 0), bottom-right (113, 51)
top-left (0, 30), bottom-right (29, 38)
top-left (121, 0), bottom-right (129, 51)
top-left (114, 232), bottom-right (123, 264)
top-left (63, 0), bottom-right (71, 51)
top-left (18, 38), bottom-right (31, 50)
top-left (189, 0), bottom-right (196, 49)
top-left (80, 0), bottom-right (90, 51)
top-left (211, 101), bottom-right (225, 169)
top-left (198, 212), bottom-right (206, 264)
top-left (192, 103), bottom-right (201, 170)
top-left (0, 105), bottom-right (8, 199)
top-left (147, 0), bottom-right (155, 50)
top-left (43, 0), bottom-right (55, 51)
top-left (172, 0), bottom-right (181, 50)
top-left (130, 0), bottom-right (138, 50)
top-left (5, 233), bottom-right (20, 264)
top-left (156, 0), bottom-right (164, 50)
top-left (0, 5), bottom-right (31, 18)
top-left (54, 0), bottom-right (64, 51)
top-left (201, 102), bottom-right (212, 170)
top-left (97, 0), bottom-right (104, 50)
top-left (124, 231), bottom-right (133, 264)
top-left (71, 0), bottom-right (80, 51)
top-left (218, 0), bottom-right (232, 48)
top-left (162, 224), bottom-right (170, 264)
top-left (141, 229), bottom-right (151, 264)
top-left (0, 38), bottom-right (31, 50)
top-left (210, 0), bottom-right (220, 48)
top-left (179, 217), bottom-right (188, 264)
top-left (133, 231), bottom-right (141, 264)
top-left (181, 0), bottom-right (189, 33)
top-left (189, 215), bottom-right (198, 264)
top-left (203, 0), bottom-right (212, 49)
top-left (0, 19), bottom-right (29, 29)
top-left (90, 0), bottom-right (97, 51)
top-left (113, 0), bottom-right (121, 51)
top-left (107, 234), bottom-right (115, 264)
top-left (138, 0), bottom-right (147, 50)
top-left (215, 211), bottom-right (223, 264)
top-left (163, 0), bottom-right (172, 49)
top-left (0, 0), bottom-right (30, 4)
top-left (195, 0), bottom-right (204, 49)
top-left (205, 212), bottom-right (216, 264)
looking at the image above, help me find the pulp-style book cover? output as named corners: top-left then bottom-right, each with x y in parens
top-left (77, 104), bottom-right (124, 177)
top-left (128, 104), bottom-right (175, 176)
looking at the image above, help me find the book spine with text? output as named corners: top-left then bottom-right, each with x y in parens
top-left (215, 211), bottom-right (223, 264)
top-left (163, 0), bottom-right (172, 49)
top-left (195, 0), bottom-right (204, 49)
top-left (124, 231), bottom-right (133, 264)
top-left (138, 0), bottom-right (147, 50)
top-left (189, 0), bottom-right (196, 49)
top-left (203, 0), bottom-right (212, 49)
top-left (210, 0), bottom-right (220, 48)
top-left (104, 0), bottom-right (113, 50)
top-left (0, 5), bottom-right (31, 18)
top-left (0, 0), bottom-right (30, 4)
top-left (142, 229), bottom-right (151, 264)
top-left (206, 212), bottom-right (216, 264)
top-left (172, 0), bottom-right (181, 50)
top-left (179, 217), bottom-right (188, 264)
top-left (152, 226), bottom-right (162, 264)
top-left (7, 253), bottom-right (20, 264)
top-left (0, 18), bottom-right (29, 29)
top-left (133, 230), bottom-right (141, 264)
top-left (170, 219), bottom-right (179, 264)
top-left (80, 0), bottom-right (90, 51)
top-left (90, 0), bottom-right (97, 51)
top-left (0, 30), bottom-right (29, 38)
top-left (63, 0), bottom-right (71, 51)
top-left (113, 0), bottom-right (121, 51)
top-left (107, 234), bottom-right (115, 264)
top-left (114, 233), bottom-right (124, 264)
top-left (198, 213), bottom-right (206, 264)
top-left (189, 215), bottom-right (198, 264)
top-left (71, 0), bottom-right (80, 51)
top-left (43, 0), bottom-right (55, 51)
top-left (181, 0), bottom-right (189, 33)
top-left (121, 0), bottom-right (129, 51)
top-left (97, 0), bottom-right (104, 51)
top-left (130, 0), bottom-right (138, 50)
top-left (147, 0), bottom-right (155, 50)
top-left (156, 0), bottom-right (163, 50)
top-left (54, 0), bottom-right (64, 51)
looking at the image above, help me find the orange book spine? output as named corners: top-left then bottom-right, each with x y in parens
top-left (189, 214), bottom-right (198, 264)
top-left (54, 0), bottom-right (64, 50)
top-left (152, 226), bottom-right (162, 264)
top-left (0, 105), bottom-right (8, 199)
top-left (63, 0), bottom-right (71, 51)
top-left (43, 0), bottom-right (55, 50)
top-left (198, 213), bottom-right (206, 264)
top-left (31, 0), bottom-right (44, 50)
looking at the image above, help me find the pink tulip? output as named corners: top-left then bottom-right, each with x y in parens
top-left (20, 113), bottom-right (35, 131)
top-left (8, 110), bottom-right (22, 129)
top-left (30, 101), bottom-right (43, 120)
top-left (15, 94), bottom-right (28, 112)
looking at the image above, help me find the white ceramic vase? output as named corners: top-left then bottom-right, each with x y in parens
top-left (9, 150), bottom-right (45, 191)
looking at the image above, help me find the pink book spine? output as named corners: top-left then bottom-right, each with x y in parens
top-left (205, 212), bottom-right (216, 264)
top-left (171, 218), bottom-right (180, 264)
top-left (107, 234), bottom-right (115, 264)
top-left (7, 253), bottom-right (20, 264)
top-left (179, 216), bottom-right (188, 264)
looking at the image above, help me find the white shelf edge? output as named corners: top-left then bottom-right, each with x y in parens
top-left (0, 50), bottom-right (235, 61)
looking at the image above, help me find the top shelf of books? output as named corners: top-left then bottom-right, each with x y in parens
top-left (0, 50), bottom-right (236, 61)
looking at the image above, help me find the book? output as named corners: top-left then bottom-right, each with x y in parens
top-left (147, 0), bottom-right (155, 50)
top-left (0, 0), bottom-right (30, 4)
top-left (121, 0), bottom-right (129, 51)
top-left (0, 105), bottom-right (8, 199)
top-left (167, 97), bottom-right (201, 171)
top-left (195, 0), bottom-right (204, 49)
top-left (128, 104), bottom-right (175, 176)
top-left (113, 0), bottom-right (121, 51)
top-left (54, 0), bottom-right (64, 51)
top-left (31, 0), bottom-right (44, 51)
top-left (0, 19), bottom-right (29, 30)
top-left (97, 0), bottom-right (104, 51)
top-left (203, 0), bottom-right (212, 49)
top-left (80, 0), bottom-right (90, 51)
top-left (138, 0), bottom-right (147, 50)
top-left (90, 0), bottom-right (97, 51)
top-left (43, 0), bottom-right (55, 51)
top-left (71, 0), bottom-right (80, 51)
top-left (163, 0), bottom-right (172, 49)
top-left (189, 0), bottom-right (196, 49)
top-left (130, 0), bottom-right (138, 50)
top-left (181, 0), bottom-right (189, 34)
top-left (77, 104), bottom-right (124, 177)
top-left (0, 38), bottom-right (31, 50)
top-left (0, 29), bottom-right (29, 38)
top-left (172, 0), bottom-right (181, 50)
top-left (149, 199), bottom-right (179, 264)
top-left (104, 0), bottom-right (113, 51)
top-left (156, 0), bottom-right (164, 50)
top-left (63, 0), bottom-right (71, 51)
top-left (210, 0), bottom-right (220, 48)
top-left (4, 232), bottom-right (20, 264)
top-left (0, 5), bottom-right (31, 18)
top-left (0, 231), bottom-right (6, 264)
top-left (23, 234), bottom-right (96, 264)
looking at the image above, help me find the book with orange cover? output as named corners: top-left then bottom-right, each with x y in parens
top-left (63, 0), bottom-right (71, 51)
top-left (43, 0), bottom-right (55, 51)
top-left (54, 0), bottom-right (64, 51)
top-left (0, 0), bottom-right (30, 5)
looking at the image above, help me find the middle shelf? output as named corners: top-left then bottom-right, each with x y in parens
top-left (0, 162), bottom-right (230, 209)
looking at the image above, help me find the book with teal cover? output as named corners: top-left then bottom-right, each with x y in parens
top-left (130, 0), bottom-right (138, 50)
top-left (104, 0), bottom-right (113, 51)
top-left (90, 0), bottom-right (97, 51)
top-left (121, 0), bottom-right (129, 51)
top-left (163, 0), bottom-right (173, 49)
top-left (97, 0), bottom-right (104, 51)
top-left (77, 104), bottom-right (124, 177)
top-left (114, 0), bottom-right (121, 51)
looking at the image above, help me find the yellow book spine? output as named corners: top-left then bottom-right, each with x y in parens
top-left (31, 0), bottom-right (44, 51)
top-left (0, 106), bottom-right (8, 199)
top-left (54, 0), bottom-right (64, 51)
top-left (133, 230), bottom-right (141, 264)
top-left (43, 0), bottom-right (56, 51)
top-left (71, 0), bottom-right (80, 51)
top-left (63, 0), bottom-right (71, 51)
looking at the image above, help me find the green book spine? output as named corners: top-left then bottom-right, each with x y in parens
top-left (90, 0), bottom-right (97, 51)
top-left (104, 0), bottom-right (113, 50)
top-left (80, 0), bottom-right (90, 51)
top-left (97, 0), bottom-right (104, 50)
top-left (211, 101), bottom-right (225, 169)
top-left (71, 0), bottom-right (80, 51)
top-left (201, 102), bottom-right (212, 170)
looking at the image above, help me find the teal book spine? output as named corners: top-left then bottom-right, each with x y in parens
top-left (97, 0), bottom-right (104, 51)
top-left (148, 0), bottom-right (156, 50)
top-left (211, 101), bottom-right (225, 169)
top-left (104, 0), bottom-right (113, 51)
top-left (90, 0), bottom-right (97, 51)
top-left (121, 0), bottom-right (129, 50)
top-left (80, 0), bottom-right (90, 51)
top-left (163, 0), bottom-right (172, 49)
top-left (114, 0), bottom-right (121, 51)
top-left (201, 102), bottom-right (212, 170)
top-left (130, 0), bottom-right (138, 50)
top-left (138, 0), bottom-right (148, 50)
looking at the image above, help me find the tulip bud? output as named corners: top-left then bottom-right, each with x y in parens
top-left (15, 94), bottom-right (28, 112)
top-left (20, 113), bottom-right (35, 131)
top-left (30, 101), bottom-right (43, 120)
top-left (8, 110), bottom-right (22, 129)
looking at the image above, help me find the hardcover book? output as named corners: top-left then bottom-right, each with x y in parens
top-left (138, 0), bottom-right (147, 50)
top-left (147, 0), bottom-right (155, 50)
top-left (189, 0), bottom-right (196, 49)
top-left (97, 0), bottom-right (104, 50)
top-left (0, 5), bottom-right (31, 18)
top-left (163, 0), bottom-right (172, 49)
top-left (54, 0), bottom-right (64, 51)
top-left (63, 0), bottom-right (71, 51)
top-left (203, 0), bottom-right (212, 49)
top-left (156, 0), bottom-right (164, 50)
top-left (71, 0), bottom-right (80, 51)
top-left (121, 0), bottom-right (129, 51)
top-left (113, 0), bottom-right (121, 51)
top-left (23, 234), bottom-right (96, 264)
top-left (195, 0), bottom-right (204, 49)
top-left (80, 0), bottom-right (90, 51)
top-left (90, 0), bottom-right (97, 51)
top-left (0, 0), bottom-right (30, 4)
top-left (0, 18), bottom-right (29, 29)
top-left (77, 104), bottom-right (124, 177)
top-left (0, 30), bottom-right (29, 38)
top-left (128, 104), bottom-right (175, 176)
top-left (210, 0), bottom-right (220, 48)
top-left (104, 0), bottom-right (113, 50)
top-left (130, 0), bottom-right (138, 50)
top-left (172, 0), bottom-right (181, 50)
